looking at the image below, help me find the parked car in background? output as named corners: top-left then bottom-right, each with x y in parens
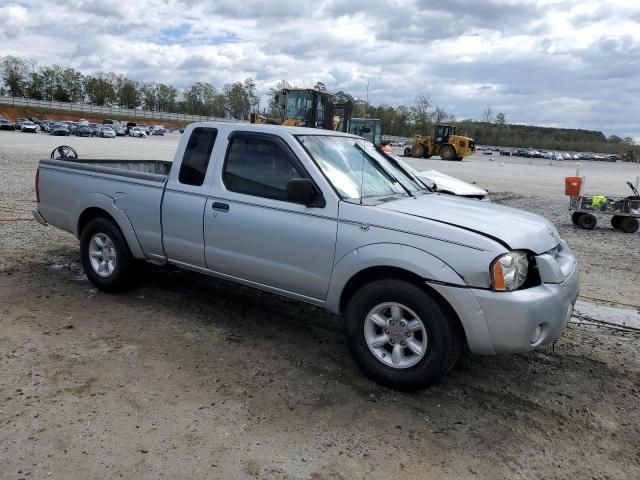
top-left (417, 170), bottom-right (488, 199)
top-left (113, 125), bottom-right (126, 136)
top-left (75, 125), bottom-right (93, 137)
top-left (20, 121), bottom-right (38, 133)
top-left (15, 118), bottom-right (28, 131)
top-left (125, 121), bottom-right (137, 134)
top-left (499, 150), bottom-right (511, 156)
top-left (153, 125), bottom-right (166, 135)
top-left (129, 126), bottom-right (146, 137)
top-left (0, 118), bottom-right (15, 131)
top-left (49, 123), bottom-right (70, 136)
top-left (482, 149), bottom-right (493, 155)
top-left (88, 123), bottom-right (100, 136)
top-left (98, 125), bottom-right (116, 138)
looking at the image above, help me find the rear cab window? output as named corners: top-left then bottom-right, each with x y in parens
top-left (179, 127), bottom-right (218, 186)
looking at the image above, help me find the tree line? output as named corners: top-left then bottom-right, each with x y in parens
top-left (2, 55), bottom-right (635, 153)
top-left (1, 55), bottom-right (259, 120)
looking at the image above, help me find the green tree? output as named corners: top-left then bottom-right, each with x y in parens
top-left (412, 93), bottom-right (433, 134)
top-left (118, 79), bottom-right (139, 108)
top-left (243, 77), bottom-right (259, 113)
top-left (268, 79), bottom-right (292, 117)
top-left (1, 55), bottom-right (29, 97)
top-left (224, 81), bottom-right (250, 120)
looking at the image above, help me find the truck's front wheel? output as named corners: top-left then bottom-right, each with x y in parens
top-left (344, 280), bottom-right (460, 391)
top-left (80, 217), bottom-right (134, 292)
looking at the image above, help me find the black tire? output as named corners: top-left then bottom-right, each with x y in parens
top-left (571, 212), bottom-right (584, 225)
top-left (80, 217), bottom-right (135, 292)
top-left (344, 280), bottom-right (460, 391)
top-left (440, 145), bottom-right (455, 161)
top-left (577, 213), bottom-right (597, 230)
top-left (611, 215), bottom-right (622, 229)
top-left (619, 217), bottom-right (639, 233)
top-left (412, 144), bottom-right (425, 158)
top-left (403, 147), bottom-right (412, 157)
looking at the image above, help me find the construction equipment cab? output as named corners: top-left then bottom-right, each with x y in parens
top-left (250, 88), bottom-right (353, 131)
top-left (404, 124), bottom-right (476, 161)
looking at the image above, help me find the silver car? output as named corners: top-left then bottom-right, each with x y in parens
top-left (98, 126), bottom-right (116, 138)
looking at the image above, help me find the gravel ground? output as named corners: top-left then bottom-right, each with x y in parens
top-left (1, 131), bottom-right (639, 479)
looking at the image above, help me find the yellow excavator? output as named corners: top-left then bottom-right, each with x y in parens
top-left (404, 124), bottom-right (475, 161)
top-left (250, 88), bottom-right (353, 131)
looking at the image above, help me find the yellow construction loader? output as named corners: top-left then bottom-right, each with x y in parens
top-left (404, 124), bottom-right (475, 161)
top-left (250, 88), bottom-right (353, 131)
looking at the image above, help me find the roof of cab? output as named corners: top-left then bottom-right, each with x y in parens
top-left (186, 121), bottom-right (360, 138)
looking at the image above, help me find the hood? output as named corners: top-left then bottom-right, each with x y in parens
top-left (417, 170), bottom-right (488, 198)
top-left (378, 194), bottom-right (560, 254)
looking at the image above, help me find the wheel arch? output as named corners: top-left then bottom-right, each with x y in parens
top-left (75, 201), bottom-right (145, 259)
top-left (338, 265), bottom-right (468, 350)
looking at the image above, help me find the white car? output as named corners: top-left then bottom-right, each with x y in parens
top-left (129, 127), bottom-right (146, 137)
top-left (417, 170), bottom-right (488, 199)
top-left (21, 121), bottom-right (38, 133)
top-left (388, 153), bottom-right (488, 200)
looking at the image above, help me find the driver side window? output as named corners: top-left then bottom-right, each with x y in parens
top-left (223, 136), bottom-right (304, 202)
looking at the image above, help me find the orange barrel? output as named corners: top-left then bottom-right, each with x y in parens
top-left (565, 176), bottom-right (582, 196)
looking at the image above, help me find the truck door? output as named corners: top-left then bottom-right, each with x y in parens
top-left (203, 131), bottom-right (338, 301)
top-left (162, 127), bottom-right (218, 268)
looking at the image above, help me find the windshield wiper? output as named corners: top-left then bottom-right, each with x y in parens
top-left (378, 151), bottom-right (432, 192)
top-left (355, 144), bottom-right (414, 197)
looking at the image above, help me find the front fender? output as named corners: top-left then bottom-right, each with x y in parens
top-left (325, 242), bottom-right (465, 314)
top-left (71, 192), bottom-right (145, 259)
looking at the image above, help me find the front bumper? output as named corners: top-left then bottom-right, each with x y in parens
top-left (471, 264), bottom-right (579, 353)
top-left (428, 263), bottom-right (579, 355)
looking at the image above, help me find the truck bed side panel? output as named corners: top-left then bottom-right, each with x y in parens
top-left (38, 162), bottom-right (166, 259)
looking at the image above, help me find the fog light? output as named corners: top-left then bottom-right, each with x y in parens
top-left (530, 325), bottom-right (543, 344)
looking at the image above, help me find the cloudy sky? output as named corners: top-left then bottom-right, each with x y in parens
top-left (1, 0), bottom-right (639, 139)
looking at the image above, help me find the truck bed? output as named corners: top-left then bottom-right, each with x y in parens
top-left (40, 158), bottom-right (172, 181)
top-left (37, 157), bottom-right (172, 260)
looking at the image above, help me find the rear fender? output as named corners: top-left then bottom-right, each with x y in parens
top-left (72, 193), bottom-right (145, 259)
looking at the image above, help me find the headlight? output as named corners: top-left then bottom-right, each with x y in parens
top-left (491, 250), bottom-right (529, 291)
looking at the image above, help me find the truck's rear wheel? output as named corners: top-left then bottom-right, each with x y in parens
top-left (440, 145), bottom-right (455, 160)
top-left (80, 217), bottom-right (134, 292)
top-left (344, 280), bottom-right (459, 391)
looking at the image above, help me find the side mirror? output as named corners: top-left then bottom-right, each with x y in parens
top-left (286, 178), bottom-right (324, 207)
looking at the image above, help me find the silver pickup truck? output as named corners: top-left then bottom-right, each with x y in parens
top-left (33, 123), bottom-right (579, 390)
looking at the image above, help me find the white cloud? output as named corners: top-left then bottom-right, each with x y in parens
top-left (0, 0), bottom-right (638, 139)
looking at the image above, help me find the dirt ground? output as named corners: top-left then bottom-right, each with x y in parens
top-left (0, 104), bottom-right (187, 129)
top-left (1, 132), bottom-right (639, 479)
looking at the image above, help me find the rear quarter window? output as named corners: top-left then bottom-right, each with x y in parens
top-left (178, 128), bottom-right (218, 186)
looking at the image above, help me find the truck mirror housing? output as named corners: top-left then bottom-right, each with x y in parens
top-left (286, 178), bottom-right (323, 207)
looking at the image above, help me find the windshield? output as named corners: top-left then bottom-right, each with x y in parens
top-left (298, 135), bottom-right (423, 201)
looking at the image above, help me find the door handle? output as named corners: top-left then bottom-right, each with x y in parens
top-left (211, 202), bottom-right (229, 212)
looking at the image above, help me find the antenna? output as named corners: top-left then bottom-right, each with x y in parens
top-left (365, 80), bottom-right (369, 117)
top-left (359, 138), bottom-right (366, 206)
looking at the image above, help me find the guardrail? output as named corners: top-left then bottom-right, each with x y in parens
top-left (0, 96), bottom-right (243, 124)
